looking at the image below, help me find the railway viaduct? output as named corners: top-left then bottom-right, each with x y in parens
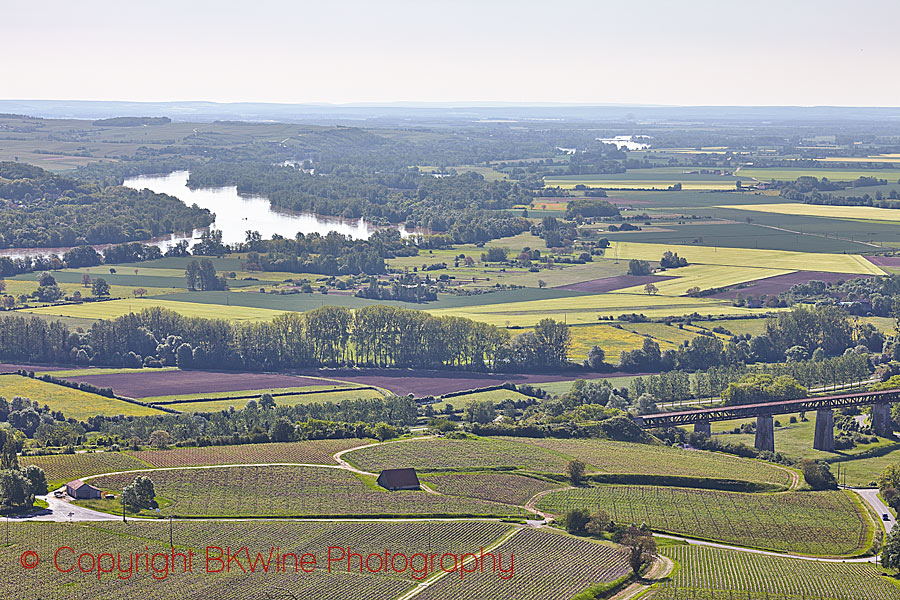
top-left (634, 388), bottom-right (900, 453)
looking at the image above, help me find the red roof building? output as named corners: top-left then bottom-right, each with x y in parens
top-left (376, 468), bottom-right (420, 491)
top-left (65, 480), bottom-right (102, 500)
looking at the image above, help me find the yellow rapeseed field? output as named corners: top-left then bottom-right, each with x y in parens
top-left (24, 298), bottom-right (282, 323)
top-left (611, 264), bottom-right (795, 296)
top-left (720, 202), bottom-right (900, 226)
top-left (0, 374), bottom-right (165, 420)
top-left (608, 241), bottom-right (882, 275)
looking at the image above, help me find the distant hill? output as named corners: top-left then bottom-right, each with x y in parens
top-left (91, 116), bottom-right (171, 127)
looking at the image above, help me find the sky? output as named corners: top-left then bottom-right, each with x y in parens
top-left (3, 0), bottom-right (900, 106)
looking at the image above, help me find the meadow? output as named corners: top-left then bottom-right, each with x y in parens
top-left (537, 486), bottom-right (869, 556)
top-left (604, 220), bottom-right (879, 254)
top-left (707, 417), bottom-right (899, 486)
top-left (567, 323), bottom-right (656, 358)
top-left (87, 465), bottom-right (520, 517)
top-left (736, 167), bottom-right (900, 181)
top-left (545, 168), bottom-right (743, 191)
top-left (428, 388), bottom-right (533, 412)
top-left (0, 374), bottom-right (166, 419)
top-left (655, 544), bottom-right (899, 600)
top-left (157, 388), bottom-right (384, 412)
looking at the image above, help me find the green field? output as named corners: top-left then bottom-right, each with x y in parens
top-left (537, 486), bottom-right (869, 556)
top-left (0, 374), bottom-right (166, 420)
top-left (567, 323), bottom-right (658, 358)
top-left (430, 388), bottom-right (533, 412)
top-left (654, 544), bottom-right (900, 600)
top-left (427, 292), bottom-right (762, 327)
top-left (707, 416), bottom-right (899, 486)
top-left (87, 465), bottom-right (521, 517)
top-left (532, 375), bottom-right (638, 397)
top-left (737, 167), bottom-right (900, 182)
top-left (546, 168), bottom-right (743, 191)
top-left (166, 387), bottom-right (385, 412)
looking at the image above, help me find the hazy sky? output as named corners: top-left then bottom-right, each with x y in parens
top-left (3, 0), bottom-right (899, 106)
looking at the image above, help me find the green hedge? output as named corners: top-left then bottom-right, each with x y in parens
top-left (541, 472), bottom-right (784, 493)
top-left (569, 573), bottom-right (633, 600)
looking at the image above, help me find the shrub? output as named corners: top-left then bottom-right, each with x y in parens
top-left (564, 508), bottom-right (590, 534)
top-left (566, 459), bottom-right (587, 485)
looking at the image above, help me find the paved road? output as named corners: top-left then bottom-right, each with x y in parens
top-left (18, 493), bottom-right (123, 522)
top-left (851, 487), bottom-right (894, 533)
top-left (653, 532), bottom-right (875, 563)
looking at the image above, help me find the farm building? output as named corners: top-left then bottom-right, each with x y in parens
top-left (376, 468), bottom-right (420, 491)
top-left (66, 480), bottom-right (102, 499)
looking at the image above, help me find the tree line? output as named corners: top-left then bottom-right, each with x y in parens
top-left (0, 307), bottom-right (576, 373)
top-left (628, 352), bottom-right (870, 403)
top-left (187, 163), bottom-right (532, 244)
top-left (618, 306), bottom-right (873, 373)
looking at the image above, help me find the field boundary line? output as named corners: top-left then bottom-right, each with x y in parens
top-left (653, 532), bottom-right (874, 563)
top-left (79, 462), bottom-right (348, 482)
top-left (393, 526), bottom-right (521, 600)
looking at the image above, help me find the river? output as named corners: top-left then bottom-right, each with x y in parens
top-left (0, 171), bottom-right (394, 259)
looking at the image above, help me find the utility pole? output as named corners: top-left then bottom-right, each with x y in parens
top-left (122, 488), bottom-right (126, 523)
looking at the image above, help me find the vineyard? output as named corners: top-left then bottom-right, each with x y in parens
top-left (653, 544), bottom-right (899, 600)
top-left (88, 465), bottom-right (522, 517)
top-left (414, 528), bottom-right (631, 600)
top-left (344, 436), bottom-right (575, 473)
top-left (499, 437), bottom-right (794, 486)
top-left (0, 520), bottom-right (513, 600)
top-left (537, 486), bottom-right (869, 556)
top-left (423, 472), bottom-right (562, 506)
top-left (128, 439), bottom-right (370, 468)
top-left (20, 451), bottom-right (150, 488)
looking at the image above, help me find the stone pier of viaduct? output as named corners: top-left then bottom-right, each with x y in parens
top-left (638, 389), bottom-right (899, 453)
